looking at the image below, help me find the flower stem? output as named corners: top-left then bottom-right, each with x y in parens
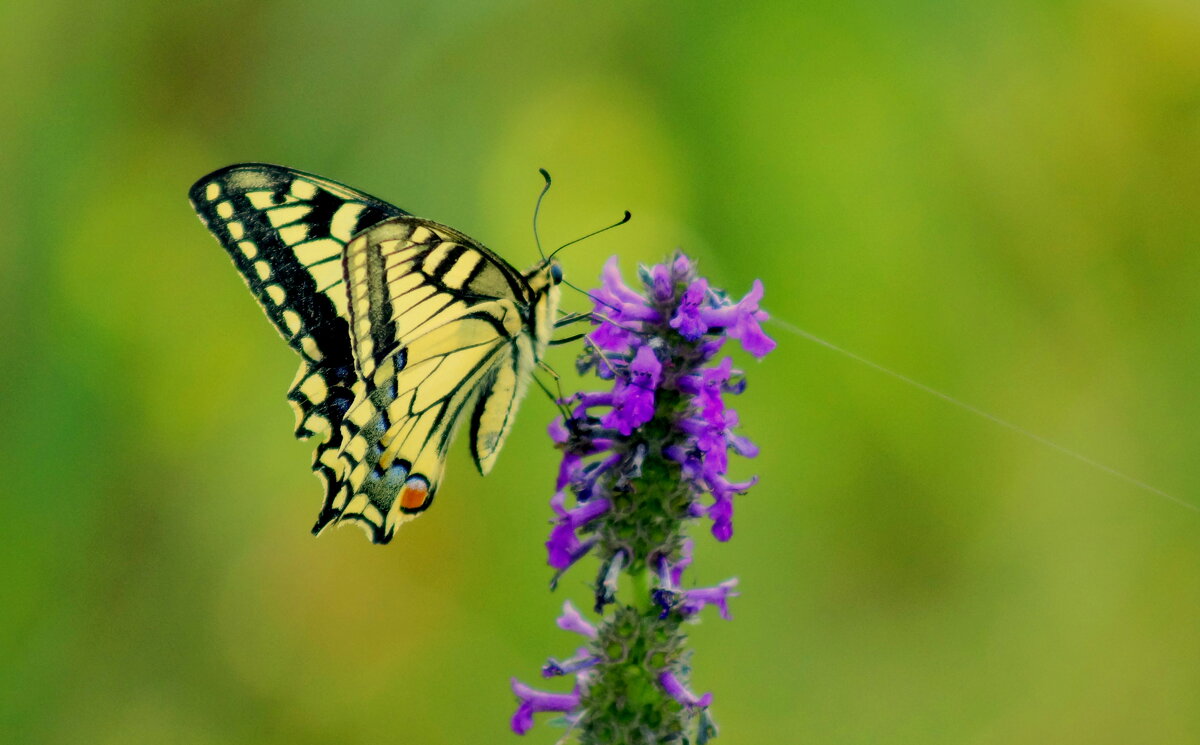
top-left (626, 566), bottom-right (654, 614)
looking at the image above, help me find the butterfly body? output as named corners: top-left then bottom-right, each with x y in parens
top-left (189, 164), bottom-right (561, 543)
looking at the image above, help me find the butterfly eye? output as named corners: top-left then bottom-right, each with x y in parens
top-left (550, 264), bottom-right (564, 284)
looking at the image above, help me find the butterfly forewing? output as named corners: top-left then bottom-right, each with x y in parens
top-left (189, 164), bottom-right (407, 351)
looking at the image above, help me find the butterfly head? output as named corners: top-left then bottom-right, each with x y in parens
top-left (526, 258), bottom-right (565, 291)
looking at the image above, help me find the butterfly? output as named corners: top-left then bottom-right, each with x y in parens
top-left (189, 163), bottom-right (564, 543)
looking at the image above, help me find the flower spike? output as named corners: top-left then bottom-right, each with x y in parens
top-left (512, 252), bottom-right (773, 742)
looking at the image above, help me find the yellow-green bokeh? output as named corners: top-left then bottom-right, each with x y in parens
top-left (4, 1), bottom-right (1200, 743)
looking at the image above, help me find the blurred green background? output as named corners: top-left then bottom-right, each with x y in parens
top-left (3, 1), bottom-right (1200, 743)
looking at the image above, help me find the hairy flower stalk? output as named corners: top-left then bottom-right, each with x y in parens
top-left (510, 253), bottom-right (774, 744)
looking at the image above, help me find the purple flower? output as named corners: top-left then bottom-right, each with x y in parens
top-left (664, 443), bottom-right (703, 482)
top-left (727, 430), bottom-right (758, 459)
top-left (510, 679), bottom-right (581, 735)
top-left (549, 416), bottom-right (613, 491)
top-left (700, 279), bottom-right (776, 358)
top-left (571, 391), bottom-right (615, 419)
top-left (600, 256), bottom-right (651, 308)
top-left (670, 278), bottom-right (709, 340)
top-left (589, 316), bottom-right (635, 354)
top-left (703, 474), bottom-right (757, 542)
top-left (562, 497), bottom-right (612, 527)
top-left (681, 579), bottom-right (739, 620)
top-left (546, 525), bottom-right (594, 570)
top-left (600, 384), bottom-right (655, 436)
top-left (548, 417), bottom-right (570, 444)
top-left (628, 344), bottom-right (663, 389)
top-left (547, 493), bottom-right (610, 569)
top-left (543, 647), bottom-right (599, 678)
top-left (653, 548), bottom-right (737, 620)
top-left (651, 263), bottom-right (675, 302)
top-left (678, 407), bottom-right (760, 485)
top-left (679, 357), bottom-right (735, 418)
top-left (571, 453), bottom-right (622, 501)
top-left (656, 537), bottom-right (694, 590)
top-left (556, 601), bottom-right (598, 639)
top-left (601, 345), bottom-right (662, 435)
top-left (548, 420), bottom-right (584, 490)
top-left (594, 257), bottom-right (660, 329)
top-left (658, 670), bottom-right (713, 709)
top-left (671, 252), bottom-right (693, 282)
top-left (547, 491), bottom-right (578, 566)
top-left (707, 494), bottom-right (733, 541)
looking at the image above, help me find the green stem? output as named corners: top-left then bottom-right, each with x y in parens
top-left (627, 566), bottom-right (654, 614)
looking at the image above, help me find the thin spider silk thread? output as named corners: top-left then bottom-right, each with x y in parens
top-left (767, 317), bottom-right (1197, 514)
top-left (553, 275), bottom-right (1192, 513)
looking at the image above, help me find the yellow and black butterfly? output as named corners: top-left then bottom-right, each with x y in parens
top-left (189, 164), bottom-right (566, 543)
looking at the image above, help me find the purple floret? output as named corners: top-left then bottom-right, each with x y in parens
top-left (700, 279), bottom-right (776, 358)
top-left (601, 345), bottom-right (662, 435)
top-left (543, 647), bottom-right (599, 678)
top-left (510, 679), bottom-right (581, 735)
top-left (669, 278), bottom-right (710, 340)
top-left (658, 670), bottom-right (714, 710)
top-left (681, 579), bottom-right (740, 620)
top-left (547, 493), bottom-right (610, 569)
top-left (556, 601), bottom-right (598, 639)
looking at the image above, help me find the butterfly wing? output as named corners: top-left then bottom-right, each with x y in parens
top-left (188, 164), bottom-right (407, 515)
top-left (318, 216), bottom-right (551, 542)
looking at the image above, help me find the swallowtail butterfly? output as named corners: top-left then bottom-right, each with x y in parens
top-left (190, 164), bottom-right (563, 543)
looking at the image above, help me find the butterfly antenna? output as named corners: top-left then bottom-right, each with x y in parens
top-left (533, 168), bottom-right (553, 261)
top-left (533, 362), bottom-right (574, 421)
top-left (548, 210), bottom-right (632, 261)
top-left (562, 278), bottom-right (610, 308)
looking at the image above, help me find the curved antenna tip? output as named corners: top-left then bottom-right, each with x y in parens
top-left (533, 169), bottom-right (554, 259)
top-left (547, 208), bottom-right (634, 260)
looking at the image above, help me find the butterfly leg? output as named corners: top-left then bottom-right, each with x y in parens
top-left (560, 309), bottom-right (649, 337)
top-left (551, 312), bottom-right (594, 345)
top-left (549, 332), bottom-right (588, 346)
top-left (537, 360), bottom-right (571, 395)
top-left (532, 367), bottom-right (573, 421)
top-left (554, 312), bottom-right (593, 327)
top-left (583, 337), bottom-right (622, 379)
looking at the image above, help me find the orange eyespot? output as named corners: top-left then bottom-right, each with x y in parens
top-left (399, 478), bottom-right (430, 511)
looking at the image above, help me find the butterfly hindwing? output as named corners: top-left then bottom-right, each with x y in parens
top-left (470, 345), bottom-right (536, 475)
